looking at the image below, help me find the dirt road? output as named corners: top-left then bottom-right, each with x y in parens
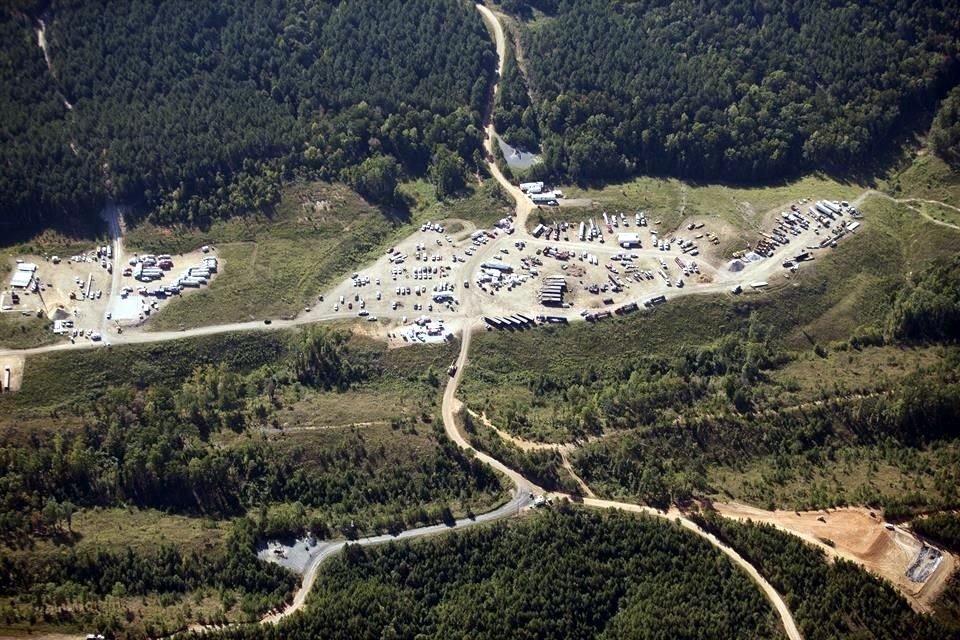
top-left (475, 3), bottom-right (536, 233)
top-left (854, 189), bottom-right (960, 232)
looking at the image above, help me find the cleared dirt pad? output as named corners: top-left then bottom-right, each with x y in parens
top-left (0, 354), bottom-right (24, 391)
top-left (714, 502), bottom-right (958, 611)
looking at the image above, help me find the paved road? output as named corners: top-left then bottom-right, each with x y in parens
top-left (260, 488), bottom-right (532, 624)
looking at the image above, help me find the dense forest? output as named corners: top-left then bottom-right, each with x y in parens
top-left (505, 0), bottom-right (960, 182)
top-left (205, 507), bottom-right (782, 640)
top-left (0, 10), bottom-right (101, 234)
top-left (912, 513), bottom-right (960, 553)
top-left (492, 38), bottom-right (539, 151)
top-left (886, 254), bottom-right (960, 342)
top-left (0, 0), bottom-right (494, 231)
top-left (689, 512), bottom-right (956, 640)
top-left (931, 86), bottom-right (960, 166)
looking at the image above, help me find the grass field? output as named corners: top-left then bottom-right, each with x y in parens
top-left (916, 201), bottom-right (960, 228)
top-left (128, 182), bottom-right (401, 329)
top-left (0, 312), bottom-right (60, 349)
top-left (128, 179), bottom-right (513, 330)
top-left (29, 507), bottom-right (228, 559)
top-left (399, 178), bottom-right (515, 229)
top-left (559, 174), bottom-right (865, 236)
top-left (0, 330), bottom-right (295, 428)
top-left (274, 337), bottom-right (459, 428)
top-left (767, 345), bottom-right (944, 405)
top-left (705, 440), bottom-right (960, 511)
top-left (884, 153), bottom-right (960, 206)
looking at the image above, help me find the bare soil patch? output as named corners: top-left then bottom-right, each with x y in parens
top-left (0, 354), bottom-right (24, 391)
top-left (713, 502), bottom-right (957, 611)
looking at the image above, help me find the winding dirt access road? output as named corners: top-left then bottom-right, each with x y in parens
top-left (439, 309), bottom-right (803, 640)
top-left (854, 189), bottom-right (960, 232)
top-left (249, 8), bottom-right (804, 637)
top-left (6, 7), bottom-right (954, 640)
top-left (476, 3), bottom-right (536, 232)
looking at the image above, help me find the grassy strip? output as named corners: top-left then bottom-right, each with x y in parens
top-left (559, 174), bottom-right (864, 234)
top-left (0, 330), bottom-right (294, 418)
top-left (0, 313), bottom-right (61, 349)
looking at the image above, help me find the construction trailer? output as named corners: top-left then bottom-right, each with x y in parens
top-left (530, 193), bottom-right (559, 205)
top-left (520, 181), bottom-right (544, 194)
top-left (821, 200), bottom-right (841, 215)
top-left (617, 233), bottom-right (641, 248)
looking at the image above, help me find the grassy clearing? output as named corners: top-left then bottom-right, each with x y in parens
top-left (399, 178), bottom-right (515, 229)
top-left (884, 153), bottom-right (960, 205)
top-left (916, 201), bottom-right (960, 228)
top-left (131, 179), bottom-right (512, 330)
top-left (0, 330), bottom-right (294, 425)
top-left (0, 312), bottom-right (60, 349)
top-left (273, 388), bottom-right (413, 428)
top-left (706, 440), bottom-right (960, 511)
top-left (768, 345), bottom-right (944, 406)
top-left (559, 174), bottom-right (864, 233)
top-left (12, 507), bottom-right (228, 560)
top-left (274, 338), bottom-right (458, 428)
top-left (128, 182), bottom-right (401, 329)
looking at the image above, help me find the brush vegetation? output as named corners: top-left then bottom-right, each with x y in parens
top-left (0, 328), bottom-right (504, 637)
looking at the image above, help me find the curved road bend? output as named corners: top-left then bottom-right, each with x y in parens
top-left (260, 488), bottom-right (532, 624)
top-left (439, 315), bottom-right (803, 640)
